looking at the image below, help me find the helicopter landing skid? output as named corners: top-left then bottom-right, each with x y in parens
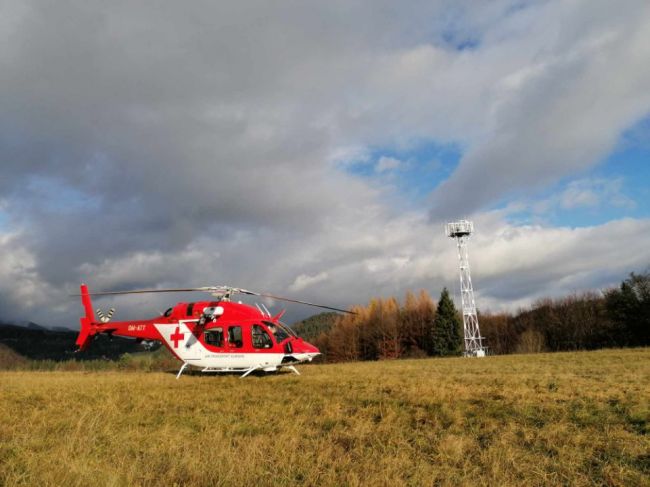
top-left (176, 362), bottom-right (190, 379)
top-left (285, 365), bottom-right (300, 375)
top-left (240, 365), bottom-right (261, 378)
top-left (175, 363), bottom-right (300, 379)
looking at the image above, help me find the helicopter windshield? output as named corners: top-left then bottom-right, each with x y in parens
top-left (280, 321), bottom-right (298, 337)
top-left (263, 321), bottom-right (296, 343)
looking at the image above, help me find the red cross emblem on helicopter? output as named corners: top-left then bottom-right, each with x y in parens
top-left (170, 326), bottom-right (184, 348)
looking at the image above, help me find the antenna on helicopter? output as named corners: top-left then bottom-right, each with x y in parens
top-left (260, 303), bottom-right (272, 317)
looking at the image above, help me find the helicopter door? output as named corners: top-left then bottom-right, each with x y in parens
top-left (228, 325), bottom-right (244, 349)
top-left (227, 325), bottom-right (244, 349)
top-left (221, 325), bottom-right (249, 368)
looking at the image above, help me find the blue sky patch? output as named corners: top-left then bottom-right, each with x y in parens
top-left (504, 118), bottom-right (650, 227)
top-left (0, 210), bottom-right (8, 231)
top-left (441, 31), bottom-right (480, 51)
top-left (341, 140), bottom-right (464, 204)
top-left (24, 176), bottom-right (101, 213)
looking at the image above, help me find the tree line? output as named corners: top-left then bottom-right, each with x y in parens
top-left (307, 270), bottom-right (649, 362)
top-left (311, 288), bottom-right (464, 362)
top-left (481, 270), bottom-right (649, 354)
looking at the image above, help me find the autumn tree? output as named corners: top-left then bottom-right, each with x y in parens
top-left (375, 297), bottom-right (402, 359)
top-left (400, 290), bottom-right (435, 357)
top-left (326, 306), bottom-right (364, 362)
top-left (515, 328), bottom-right (546, 354)
top-left (478, 311), bottom-right (517, 355)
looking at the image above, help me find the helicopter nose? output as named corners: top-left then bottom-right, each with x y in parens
top-left (292, 339), bottom-right (319, 354)
top-left (290, 338), bottom-right (320, 361)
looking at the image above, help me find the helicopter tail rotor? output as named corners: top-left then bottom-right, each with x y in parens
top-left (96, 307), bottom-right (115, 323)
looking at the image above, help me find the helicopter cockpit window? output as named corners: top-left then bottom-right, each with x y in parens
top-left (163, 308), bottom-right (173, 318)
top-left (280, 321), bottom-right (298, 338)
top-left (263, 321), bottom-right (292, 342)
top-left (252, 324), bottom-right (273, 349)
top-left (228, 326), bottom-right (243, 348)
top-left (204, 327), bottom-right (223, 347)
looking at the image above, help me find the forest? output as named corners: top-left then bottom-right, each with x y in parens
top-left (301, 270), bottom-right (650, 362)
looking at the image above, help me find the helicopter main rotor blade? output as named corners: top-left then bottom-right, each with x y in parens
top-left (239, 290), bottom-right (356, 315)
top-left (70, 286), bottom-right (356, 314)
top-left (70, 287), bottom-right (228, 296)
top-left (72, 288), bottom-right (204, 296)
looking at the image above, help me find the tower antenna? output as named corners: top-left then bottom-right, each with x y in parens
top-left (445, 220), bottom-right (486, 357)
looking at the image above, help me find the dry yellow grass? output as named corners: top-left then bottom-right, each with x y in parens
top-left (1, 349), bottom-right (648, 486)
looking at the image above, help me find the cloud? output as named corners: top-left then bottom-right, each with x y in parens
top-left (559, 178), bottom-right (635, 210)
top-left (0, 1), bottom-right (648, 328)
top-left (289, 272), bottom-right (329, 292)
top-left (0, 231), bottom-right (58, 317)
top-left (375, 156), bottom-right (403, 173)
top-left (2, 206), bottom-right (649, 327)
top-left (560, 182), bottom-right (600, 209)
top-left (426, 1), bottom-right (650, 218)
top-left (471, 217), bottom-right (650, 300)
top-left (527, 177), bottom-right (636, 215)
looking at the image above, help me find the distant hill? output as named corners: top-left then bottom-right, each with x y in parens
top-left (0, 320), bottom-right (48, 330)
top-left (0, 323), bottom-right (148, 361)
top-left (26, 322), bottom-right (48, 330)
top-left (51, 326), bottom-right (74, 332)
top-left (291, 312), bottom-right (340, 341)
top-left (0, 343), bottom-right (28, 369)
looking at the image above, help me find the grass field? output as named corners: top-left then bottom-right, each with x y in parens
top-left (1, 349), bottom-right (648, 486)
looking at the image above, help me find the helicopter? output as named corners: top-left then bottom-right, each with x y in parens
top-left (74, 284), bottom-right (353, 378)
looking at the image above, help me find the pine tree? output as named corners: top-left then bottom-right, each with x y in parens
top-left (606, 271), bottom-right (650, 347)
top-left (430, 288), bottom-right (463, 356)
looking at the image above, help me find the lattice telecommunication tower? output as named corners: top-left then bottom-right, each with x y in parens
top-left (445, 220), bottom-right (486, 357)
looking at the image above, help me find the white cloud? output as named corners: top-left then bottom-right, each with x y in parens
top-left (0, 232), bottom-right (56, 315)
top-left (528, 177), bottom-right (636, 215)
top-left (289, 272), bottom-right (329, 292)
top-left (560, 178), bottom-right (635, 209)
top-left (328, 146), bottom-right (371, 167)
top-left (561, 184), bottom-right (600, 209)
top-left (375, 156), bottom-right (403, 173)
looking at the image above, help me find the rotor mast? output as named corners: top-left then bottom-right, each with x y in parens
top-left (445, 220), bottom-right (486, 357)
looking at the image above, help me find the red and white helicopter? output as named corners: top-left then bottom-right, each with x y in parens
top-left (75, 284), bottom-right (353, 378)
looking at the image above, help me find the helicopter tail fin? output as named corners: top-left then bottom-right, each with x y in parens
top-left (76, 284), bottom-right (97, 351)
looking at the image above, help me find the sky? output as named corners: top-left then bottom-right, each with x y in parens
top-left (0, 0), bottom-right (649, 328)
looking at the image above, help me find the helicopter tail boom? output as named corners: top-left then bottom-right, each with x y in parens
top-left (75, 284), bottom-right (97, 351)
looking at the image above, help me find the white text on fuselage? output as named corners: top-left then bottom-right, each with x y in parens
top-left (205, 354), bottom-right (246, 359)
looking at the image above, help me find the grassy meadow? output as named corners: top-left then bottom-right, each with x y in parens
top-left (1, 349), bottom-right (648, 486)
